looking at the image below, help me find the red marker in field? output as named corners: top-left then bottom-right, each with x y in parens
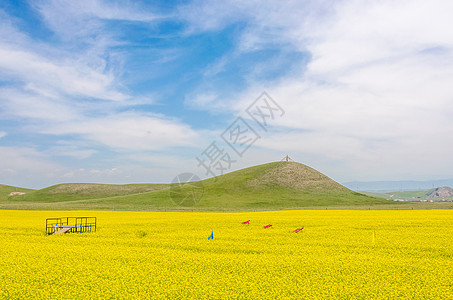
top-left (242, 220), bottom-right (250, 225)
top-left (293, 227), bottom-right (304, 233)
top-left (263, 224), bottom-right (272, 229)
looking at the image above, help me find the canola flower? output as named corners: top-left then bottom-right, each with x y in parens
top-left (0, 209), bottom-right (452, 299)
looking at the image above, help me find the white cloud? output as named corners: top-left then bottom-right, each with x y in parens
top-left (0, 146), bottom-right (188, 188)
top-left (2, 0), bottom-right (453, 187)
top-left (0, 3), bottom-right (201, 156)
top-left (0, 146), bottom-right (63, 188)
top-left (35, 0), bottom-right (162, 38)
top-left (0, 10), bottom-right (129, 104)
top-left (182, 0), bottom-right (453, 180)
top-left (41, 112), bottom-right (202, 151)
top-left (0, 131), bottom-right (6, 139)
top-left (0, 88), bottom-right (79, 122)
top-left (306, 1), bottom-right (453, 75)
top-left (62, 167), bottom-right (122, 179)
top-left (41, 0), bottom-right (160, 21)
top-left (0, 2), bottom-right (205, 188)
top-left (59, 162), bottom-right (194, 185)
top-left (49, 146), bottom-right (97, 160)
top-left (0, 45), bottom-right (127, 101)
top-left (178, 0), bottom-right (317, 50)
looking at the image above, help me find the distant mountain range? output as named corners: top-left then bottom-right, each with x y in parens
top-left (343, 179), bottom-right (453, 192)
top-left (365, 187), bottom-right (453, 202)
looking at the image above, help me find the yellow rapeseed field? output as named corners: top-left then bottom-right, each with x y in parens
top-left (1, 209), bottom-right (452, 299)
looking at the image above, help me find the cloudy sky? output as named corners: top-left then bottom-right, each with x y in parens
top-left (1, 0), bottom-right (452, 189)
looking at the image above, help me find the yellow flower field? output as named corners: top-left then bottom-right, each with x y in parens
top-left (1, 209), bottom-right (452, 299)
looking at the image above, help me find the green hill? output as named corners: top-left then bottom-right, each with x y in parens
top-left (0, 184), bottom-right (34, 201)
top-left (24, 183), bottom-right (169, 203)
top-left (193, 161), bottom-right (383, 208)
top-left (0, 162), bottom-right (395, 210)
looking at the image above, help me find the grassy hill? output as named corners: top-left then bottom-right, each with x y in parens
top-left (24, 183), bottom-right (169, 203)
top-left (193, 161), bottom-right (385, 208)
top-left (0, 184), bottom-right (34, 201)
top-left (0, 162), bottom-right (408, 211)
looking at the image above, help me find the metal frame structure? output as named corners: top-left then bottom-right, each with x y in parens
top-left (46, 217), bottom-right (97, 235)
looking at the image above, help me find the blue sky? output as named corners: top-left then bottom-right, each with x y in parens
top-left (1, 0), bottom-right (453, 189)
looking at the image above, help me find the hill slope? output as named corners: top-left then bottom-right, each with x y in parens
top-left (24, 183), bottom-right (169, 203)
top-left (0, 184), bottom-right (34, 201)
top-left (193, 162), bottom-right (387, 208)
top-left (426, 187), bottom-right (453, 199)
top-left (0, 161), bottom-right (393, 210)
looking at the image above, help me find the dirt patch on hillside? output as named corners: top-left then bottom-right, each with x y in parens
top-left (46, 183), bottom-right (168, 195)
top-left (8, 192), bottom-right (26, 197)
top-left (247, 162), bottom-right (349, 192)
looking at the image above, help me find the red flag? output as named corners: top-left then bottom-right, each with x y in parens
top-left (263, 224), bottom-right (272, 229)
top-left (293, 227), bottom-right (304, 233)
top-left (242, 220), bottom-right (250, 225)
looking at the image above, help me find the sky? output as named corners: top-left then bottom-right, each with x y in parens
top-left (1, 0), bottom-right (453, 189)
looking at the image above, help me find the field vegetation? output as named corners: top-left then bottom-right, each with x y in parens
top-left (1, 209), bottom-right (452, 299)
